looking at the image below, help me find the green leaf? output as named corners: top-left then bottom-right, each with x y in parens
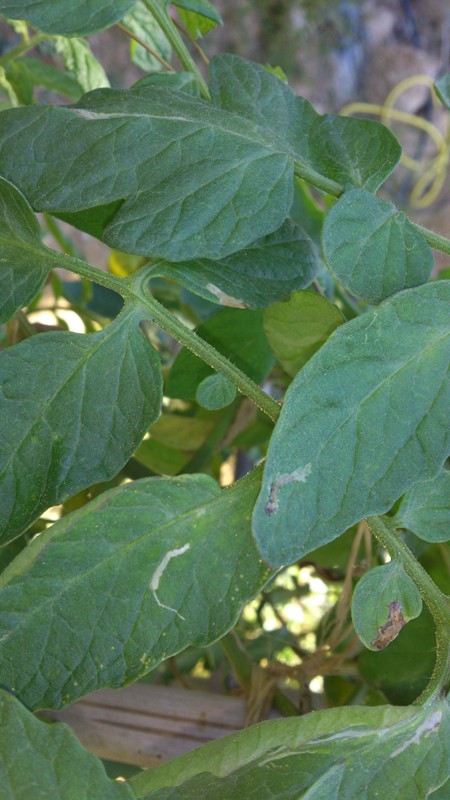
top-left (123, 3), bottom-right (171, 72)
top-left (253, 281), bottom-right (450, 566)
top-left (0, 177), bottom-right (54, 323)
top-left (0, 469), bottom-right (271, 710)
top-left (0, 86), bottom-right (293, 261)
top-left (172, 0), bottom-right (222, 25)
top-left (435, 73), bottom-right (450, 110)
top-left (131, 699), bottom-right (449, 799)
top-left (263, 291), bottom-right (345, 376)
top-left (0, 304), bottom-right (162, 543)
top-left (52, 37), bottom-right (110, 92)
top-left (0, 689), bottom-right (134, 799)
top-left (322, 189), bottom-right (434, 305)
top-left (196, 373), bottom-right (237, 410)
top-left (393, 470), bottom-right (450, 543)
top-left (152, 221), bottom-right (319, 308)
top-left (352, 560), bottom-right (422, 651)
top-left (0, 0), bottom-right (136, 36)
top-left (166, 308), bottom-right (273, 400)
top-left (359, 607), bottom-right (436, 705)
top-left (173, 0), bottom-right (222, 38)
top-left (209, 55), bottom-right (401, 192)
top-left (4, 57), bottom-right (83, 103)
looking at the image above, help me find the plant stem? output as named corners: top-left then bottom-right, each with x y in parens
top-left (172, 17), bottom-right (209, 66)
top-left (410, 223), bottom-right (450, 257)
top-left (116, 21), bottom-right (174, 71)
top-left (135, 284), bottom-right (282, 423)
top-left (49, 250), bottom-right (281, 422)
top-left (141, 0), bottom-right (211, 100)
top-left (43, 213), bottom-right (80, 258)
top-left (293, 162), bottom-right (342, 199)
top-left (0, 32), bottom-right (48, 67)
top-left (366, 515), bottom-right (450, 703)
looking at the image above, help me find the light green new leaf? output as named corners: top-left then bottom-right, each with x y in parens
top-left (393, 470), bottom-right (450, 542)
top-left (322, 189), bottom-right (434, 304)
top-left (0, 0), bottom-right (136, 36)
top-left (196, 373), bottom-right (237, 409)
top-left (0, 85), bottom-right (293, 261)
top-left (0, 690), bottom-right (134, 800)
top-left (263, 291), bottom-right (345, 376)
top-left (52, 37), bottom-right (110, 92)
top-left (209, 55), bottom-right (401, 192)
top-left (166, 308), bottom-right (273, 400)
top-left (253, 281), bottom-right (450, 566)
top-left (152, 220), bottom-right (319, 308)
top-left (435, 73), bottom-right (450, 110)
top-left (172, 0), bottom-right (221, 24)
top-left (352, 560), bottom-right (422, 651)
top-left (0, 469), bottom-right (271, 710)
top-left (0, 304), bottom-right (162, 543)
top-left (123, 3), bottom-right (171, 72)
top-left (0, 177), bottom-right (54, 323)
top-left (131, 699), bottom-right (449, 799)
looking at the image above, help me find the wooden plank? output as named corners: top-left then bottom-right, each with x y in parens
top-left (42, 684), bottom-right (247, 767)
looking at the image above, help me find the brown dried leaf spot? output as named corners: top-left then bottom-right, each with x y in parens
top-left (372, 600), bottom-right (406, 650)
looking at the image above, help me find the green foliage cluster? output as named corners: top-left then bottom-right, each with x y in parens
top-left (0, 2), bottom-right (449, 798)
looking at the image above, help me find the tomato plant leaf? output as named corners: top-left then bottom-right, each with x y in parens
top-left (322, 189), bottom-right (434, 305)
top-left (263, 291), bottom-right (345, 376)
top-left (0, 177), bottom-right (54, 323)
top-left (352, 560), bottom-right (422, 651)
top-left (166, 308), bottom-right (273, 400)
top-left (393, 470), bottom-right (450, 543)
top-left (131, 699), bottom-right (449, 799)
top-left (0, 87), bottom-right (293, 261)
top-left (196, 373), bottom-right (237, 409)
top-left (174, 0), bottom-right (222, 38)
top-left (209, 55), bottom-right (401, 191)
top-left (0, 689), bottom-right (134, 799)
top-left (172, 0), bottom-right (222, 25)
top-left (0, 0), bottom-right (136, 36)
top-left (0, 469), bottom-right (271, 710)
top-left (152, 220), bottom-right (319, 308)
top-left (0, 304), bottom-right (162, 543)
top-left (253, 281), bottom-right (450, 566)
top-left (52, 37), bottom-right (110, 92)
top-left (4, 57), bottom-right (83, 103)
top-left (359, 607), bottom-right (436, 705)
top-left (122, 3), bottom-right (172, 72)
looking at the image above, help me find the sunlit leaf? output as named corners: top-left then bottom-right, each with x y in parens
top-left (131, 699), bottom-right (449, 799)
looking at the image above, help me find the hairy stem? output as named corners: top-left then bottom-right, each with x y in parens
top-left (141, 0), bottom-right (211, 100)
top-left (366, 515), bottom-right (450, 703)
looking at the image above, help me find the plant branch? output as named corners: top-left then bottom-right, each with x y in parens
top-left (141, 0), bottom-right (211, 100)
top-left (116, 21), bottom-right (174, 71)
top-left (410, 223), bottom-right (450, 257)
top-left (366, 515), bottom-right (450, 703)
top-left (135, 280), bottom-right (282, 422)
top-left (50, 251), bottom-right (281, 422)
top-left (172, 16), bottom-right (209, 66)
